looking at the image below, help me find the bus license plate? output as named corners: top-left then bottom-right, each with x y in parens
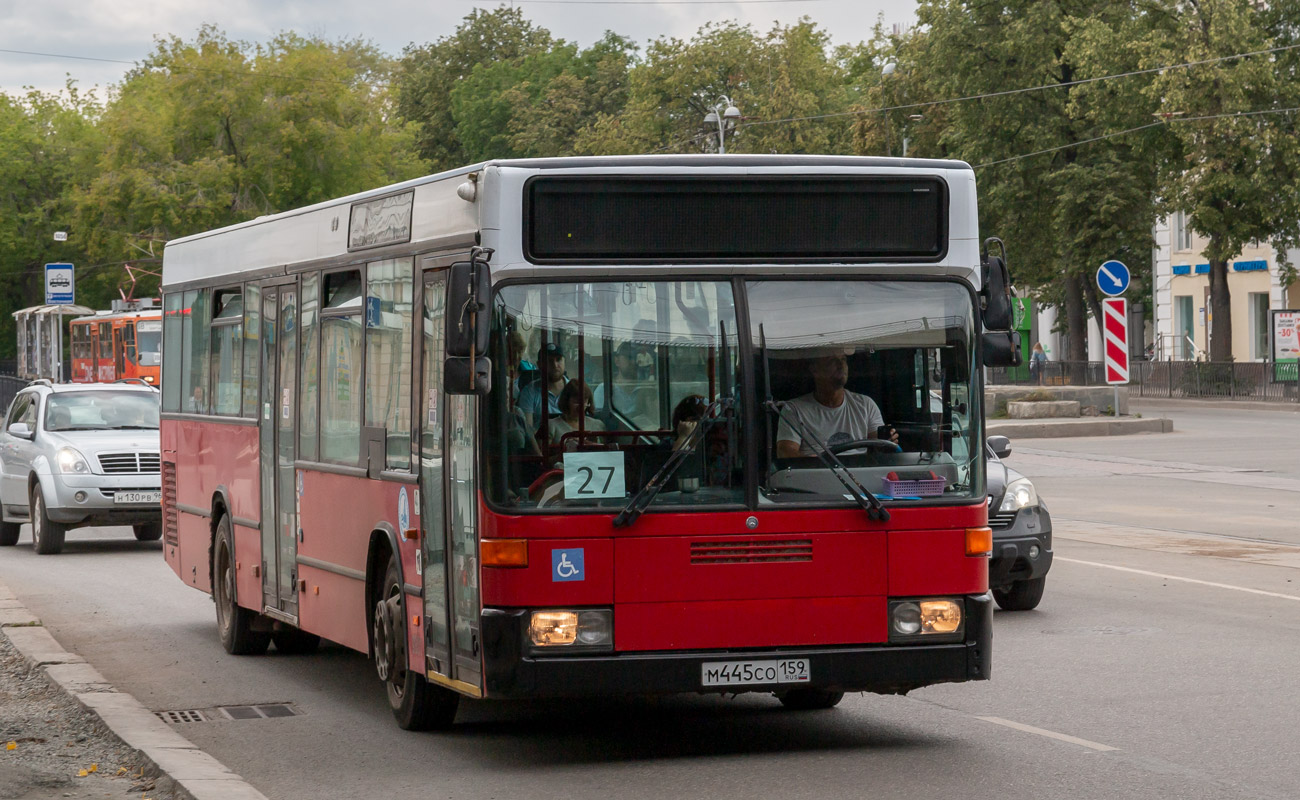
top-left (114, 491), bottom-right (161, 504)
top-left (701, 658), bottom-right (810, 687)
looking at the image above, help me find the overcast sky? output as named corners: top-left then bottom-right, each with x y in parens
top-left (1, 0), bottom-right (917, 98)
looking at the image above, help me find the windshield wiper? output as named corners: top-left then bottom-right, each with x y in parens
top-left (767, 400), bottom-right (890, 522)
top-left (613, 397), bottom-right (730, 529)
top-left (113, 425), bottom-right (158, 430)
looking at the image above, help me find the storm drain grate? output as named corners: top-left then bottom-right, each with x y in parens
top-left (218, 704), bottom-right (299, 720)
top-left (155, 704), bottom-right (300, 723)
top-left (156, 709), bottom-right (207, 724)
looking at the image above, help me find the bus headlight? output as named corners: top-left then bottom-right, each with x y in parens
top-left (55, 447), bottom-right (91, 474)
top-left (998, 477), bottom-right (1039, 512)
top-left (889, 599), bottom-right (964, 641)
top-left (528, 609), bottom-right (613, 651)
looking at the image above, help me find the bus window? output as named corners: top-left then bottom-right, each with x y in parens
top-left (364, 258), bottom-right (414, 470)
top-left (321, 270), bottom-right (363, 464)
top-left (485, 281), bottom-right (741, 511)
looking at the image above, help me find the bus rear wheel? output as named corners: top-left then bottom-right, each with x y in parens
top-left (213, 515), bottom-right (270, 656)
top-left (373, 553), bottom-right (458, 730)
top-left (776, 689), bottom-right (845, 710)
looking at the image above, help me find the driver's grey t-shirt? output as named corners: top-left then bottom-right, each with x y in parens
top-left (777, 391), bottom-right (883, 457)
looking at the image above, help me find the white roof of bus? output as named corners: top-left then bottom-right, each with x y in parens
top-left (162, 155), bottom-right (979, 290)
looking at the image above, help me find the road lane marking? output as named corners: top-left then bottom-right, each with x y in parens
top-left (975, 716), bottom-right (1118, 752)
top-left (1058, 557), bottom-right (1300, 602)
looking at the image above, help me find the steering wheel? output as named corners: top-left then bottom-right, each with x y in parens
top-left (828, 438), bottom-right (902, 455)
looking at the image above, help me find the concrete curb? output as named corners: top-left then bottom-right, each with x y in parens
top-left (987, 416), bottom-right (1174, 439)
top-left (0, 579), bottom-right (269, 800)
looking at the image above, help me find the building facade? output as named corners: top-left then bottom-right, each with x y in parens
top-left (1152, 212), bottom-right (1297, 361)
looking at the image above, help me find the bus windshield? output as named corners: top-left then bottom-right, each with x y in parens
top-left (485, 281), bottom-right (741, 511)
top-left (135, 320), bottom-right (162, 366)
top-left (749, 280), bottom-right (980, 503)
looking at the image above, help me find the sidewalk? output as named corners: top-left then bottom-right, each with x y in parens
top-left (1130, 396), bottom-right (1300, 413)
top-left (0, 580), bottom-right (267, 800)
top-left (987, 415), bottom-right (1173, 439)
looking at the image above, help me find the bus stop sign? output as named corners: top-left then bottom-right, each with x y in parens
top-left (45, 263), bottom-right (75, 305)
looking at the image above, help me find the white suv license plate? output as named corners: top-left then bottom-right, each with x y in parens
top-left (114, 491), bottom-right (161, 504)
top-left (702, 658), bottom-right (810, 687)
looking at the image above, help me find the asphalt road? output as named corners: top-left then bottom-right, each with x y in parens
top-left (1, 400), bottom-right (1298, 799)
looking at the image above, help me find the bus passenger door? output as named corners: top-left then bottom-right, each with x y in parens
top-left (419, 268), bottom-right (482, 692)
top-left (259, 285), bottom-right (300, 617)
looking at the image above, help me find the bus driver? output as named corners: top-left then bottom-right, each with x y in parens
top-left (776, 352), bottom-right (898, 458)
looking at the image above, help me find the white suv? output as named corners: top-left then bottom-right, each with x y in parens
top-left (0, 381), bottom-right (161, 554)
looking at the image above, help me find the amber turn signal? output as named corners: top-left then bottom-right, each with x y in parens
top-left (965, 527), bottom-right (992, 557)
top-left (481, 538), bottom-right (528, 567)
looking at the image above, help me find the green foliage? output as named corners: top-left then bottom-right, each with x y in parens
top-left (71, 25), bottom-right (426, 301)
top-left (0, 87), bottom-right (101, 358)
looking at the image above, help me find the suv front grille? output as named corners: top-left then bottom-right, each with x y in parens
top-left (97, 452), bottom-right (162, 474)
top-left (989, 509), bottom-right (1019, 530)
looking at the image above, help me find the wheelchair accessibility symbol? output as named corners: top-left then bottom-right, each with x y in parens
top-left (552, 548), bottom-right (585, 582)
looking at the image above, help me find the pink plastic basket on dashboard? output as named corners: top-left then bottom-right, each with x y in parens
top-left (880, 477), bottom-right (947, 497)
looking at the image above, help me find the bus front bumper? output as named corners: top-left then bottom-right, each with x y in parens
top-left (479, 592), bottom-right (992, 699)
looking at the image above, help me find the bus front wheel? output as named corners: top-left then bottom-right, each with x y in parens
top-left (776, 689), bottom-right (845, 710)
top-left (373, 553), bottom-right (459, 730)
top-left (213, 515), bottom-right (270, 656)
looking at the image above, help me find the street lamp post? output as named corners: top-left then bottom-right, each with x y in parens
top-left (703, 96), bottom-right (741, 154)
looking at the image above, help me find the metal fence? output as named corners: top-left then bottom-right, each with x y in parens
top-left (0, 375), bottom-right (26, 414)
top-left (991, 360), bottom-right (1300, 403)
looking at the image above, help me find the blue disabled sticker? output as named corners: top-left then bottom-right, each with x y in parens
top-left (552, 548), bottom-right (584, 582)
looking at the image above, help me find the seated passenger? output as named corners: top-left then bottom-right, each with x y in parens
top-left (667, 394), bottom-right (706, 450)
top-left (547, 380), bottom-right (605, 451)
top-left (776, 352), bottom-right (897, 458)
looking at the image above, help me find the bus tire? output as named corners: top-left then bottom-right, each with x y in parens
top-left (373, 553), bottom-right (458, 730)
top-left (776, 689), bottom-right (845, 710)
top-left (272, 629), bottom-right (321, 655)
top-left (133, 522), bottom-right (163, 541)
top-left (30, 487), bottom-right (66, 555)
top-left (992, 577), bottom-right (1046, 611)
top-left (213, 515), bottom-right (270, 656)
top-left (0, 520), bottom-right (20, 546)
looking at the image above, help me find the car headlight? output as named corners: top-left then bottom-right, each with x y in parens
top-left (998, 477), bottom-right (1038, 512)
top-left (55, 447), bottom-right (91, 475)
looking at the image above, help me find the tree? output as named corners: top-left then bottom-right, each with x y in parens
top-left (896, 1), bottom-right (1162, 362)
top-left (71, 26), bottom-right (426, 291)
top-left (395, 8), bottom-right (555, 170)
top-left (0, 87), bottom-right (101, 357)
top-left (1142, 0), bottom-right (1300, 361)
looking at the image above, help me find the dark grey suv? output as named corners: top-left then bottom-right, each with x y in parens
top-left (0, 381), bottom-right (162, 554)
top-left (986, 435), bottom-right (1053, 610)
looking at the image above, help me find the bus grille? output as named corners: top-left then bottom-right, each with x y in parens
top-left (162, 461), bottom-right (178, 546)
top-left (690, 539), bottom-right (813, 565)
top-left (98, 452), bottom-right (161, 474)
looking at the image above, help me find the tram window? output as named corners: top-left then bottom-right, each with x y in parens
top-left (123, 323), bottom-right (136, 363)
top-left (97, 322), bottom-right (112, 361)
top-left (162, 293), bottom-right (184, 412)
top-left (364, 258), bottom-right (413, 470)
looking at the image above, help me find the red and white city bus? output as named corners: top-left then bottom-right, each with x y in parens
top-left (69, 301), bottom-right (163, 386)
top-left (160, 155), bottom-right (1020, 729)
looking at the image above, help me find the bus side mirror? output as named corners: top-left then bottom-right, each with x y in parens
top-left (445, 356), bottom-right (491, 395)
top-left (445, 259), bottom-right (491, 359)
top-left (982, 253), bottom-right (1013, 331)
top-left (982, 331), bottom-right (1022, 367)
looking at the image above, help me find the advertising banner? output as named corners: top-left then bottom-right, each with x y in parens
top-left (1271, 309), bottom-right (1300, 382)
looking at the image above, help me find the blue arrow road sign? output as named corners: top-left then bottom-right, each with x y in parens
top-left (1096, 260), bottom-right (1130, 296)
top-left (45, 263), bottom-right (75, 305)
